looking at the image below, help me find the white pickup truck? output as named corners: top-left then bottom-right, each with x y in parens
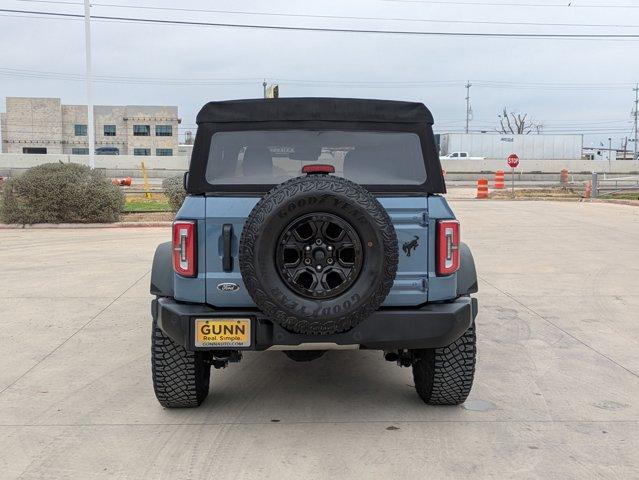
top-left (440, 152), bottom-right (486, 160)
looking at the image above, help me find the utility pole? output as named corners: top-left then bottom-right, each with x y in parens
top-left (623, 136), bottom-right (628, 160)
top-left (608, 137), bottom-right (612, 170)
top-left (633, 83), bottom-right (638, 160)
top-left (465, 81), bottom-right (472, 134)
top-left (83, 0), bottom-right (95, 169)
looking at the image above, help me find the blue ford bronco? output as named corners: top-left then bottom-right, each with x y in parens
top-left (150, 98), bottom-right (478, 408)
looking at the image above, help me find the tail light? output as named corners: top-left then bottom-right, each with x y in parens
top-left (172, 220), bottom-right (197, 277)
top-left (436, 219), bottom-right (460, 276)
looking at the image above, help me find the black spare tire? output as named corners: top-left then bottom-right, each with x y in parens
top-left (239, 174), bottom-right (398, 335)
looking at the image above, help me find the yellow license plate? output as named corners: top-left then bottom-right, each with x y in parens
top-left (195, 319), bottom-right (251, 348)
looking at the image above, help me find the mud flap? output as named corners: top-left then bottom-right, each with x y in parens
top-left (457, 242), bottom-right (478, 296)
top-left (150, 242), bottom-right (174, 297)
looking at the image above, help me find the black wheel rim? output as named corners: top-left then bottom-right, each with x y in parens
top-left (276, 213), bottom-right (363, 299)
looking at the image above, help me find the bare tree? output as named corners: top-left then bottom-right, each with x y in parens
top-left (498, 107), bottom-right (541, 135)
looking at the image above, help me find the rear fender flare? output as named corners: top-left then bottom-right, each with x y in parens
top-left (150, 242), bottom-right (174, 297)
top-left (457, 242), bottom-right (478, 296)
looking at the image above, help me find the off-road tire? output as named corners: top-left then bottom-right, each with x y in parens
top-left (411, 323), bottom-right (476, 405)
top-left (239, 174), bottom-right (398, 335)
top-left (151, 317), bottom-right (211, 408)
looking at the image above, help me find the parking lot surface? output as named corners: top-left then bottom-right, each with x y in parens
top-left (1, 200), bottom-right (638, 479)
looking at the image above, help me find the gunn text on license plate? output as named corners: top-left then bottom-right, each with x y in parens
top-left (195, 319), bottom-right (251, 348)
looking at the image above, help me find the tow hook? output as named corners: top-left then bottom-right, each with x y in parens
top-left (383, 349), bottom-right (412, 367)
top-left (207, 350), bottom-right (243, 369)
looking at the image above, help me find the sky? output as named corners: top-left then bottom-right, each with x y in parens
top-left (1, 0), bottom-right (639, 149)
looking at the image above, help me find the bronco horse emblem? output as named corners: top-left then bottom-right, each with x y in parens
top-left (402, 236), bottom-right (420, 257)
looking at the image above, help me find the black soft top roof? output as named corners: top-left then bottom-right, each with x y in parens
top-left (196, 98), bottom-right (434, 125)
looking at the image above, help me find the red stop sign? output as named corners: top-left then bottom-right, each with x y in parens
top-left (507, 154), bottom-right (520, 168)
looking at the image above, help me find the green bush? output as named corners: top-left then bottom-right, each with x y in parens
top-left (162, 174), bottom-right (186, 212)
top-left (0, 162), bottom-right (124, 224)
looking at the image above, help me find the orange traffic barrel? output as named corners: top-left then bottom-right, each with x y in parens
top-left (584, 181), bottom-right (591, 198)
top-left (494, 170), bottom-right (505, 189)
top-left (476, 178), bottom-right (489, 199)
top-left (561, 169), bottom-right (569, 184)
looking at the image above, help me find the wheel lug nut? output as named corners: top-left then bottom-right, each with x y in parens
top-left (305, 246), bottom-right (311, 251)
top-left (327, 258), bottom-right (334, 264)
top-left (304, 259), bottom-right (311, 265)
top-left (316, 265), bottom-right (322, 271)
top-left (315, 239), bottom-right (322, 245)
top-left (327, 246), bottom-right (333, 251)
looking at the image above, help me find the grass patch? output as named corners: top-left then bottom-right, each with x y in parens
top-left (123, 196), bottom-right (171, 213)
top-left (490, 187), bottom-right (582, 200)
top-left (607, 192), bottom-right (639, 201)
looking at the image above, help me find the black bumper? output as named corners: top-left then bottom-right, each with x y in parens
top-left (152, 296), bottom-right (477, 351)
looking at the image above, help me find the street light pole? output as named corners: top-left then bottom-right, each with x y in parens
top-left (633, 84), bottom-right (638, 161)
top-left (84, 0), bottom-right (95, 169)
top-left (465, 81), bottom-right (472, 134)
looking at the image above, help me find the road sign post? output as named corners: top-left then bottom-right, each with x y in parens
top-left (507, 154), bottom-right (520, 196)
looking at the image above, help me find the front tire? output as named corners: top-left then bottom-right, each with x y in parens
top-left (151, 317), bottom-right (211, 408)
top-left (411, 323), bottom-right (476, 405)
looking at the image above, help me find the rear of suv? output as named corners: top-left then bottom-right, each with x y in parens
top-left (150, 98), bottom-right (478, 408)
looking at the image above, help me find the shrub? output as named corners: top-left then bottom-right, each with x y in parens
top-left (0, 162), bottom-right (124, 224)
top-left (162, 174), bottom-right (186, 212)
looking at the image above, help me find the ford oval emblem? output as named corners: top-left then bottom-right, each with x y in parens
top-left (217, 282), bottom-right (240, 292)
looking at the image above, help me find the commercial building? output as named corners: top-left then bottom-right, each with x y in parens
top-left (0, 97), bottom-right (180, 156)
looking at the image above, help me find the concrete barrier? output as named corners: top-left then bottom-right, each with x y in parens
top-left (440, 158), bottom-right (639, 174)
top-left (443, 172), bottom-right (594, 184)
top-left (0, 154), bottom-right (189, 170)
top-left (1, 154), bottom-right (637, 179)
top-left (0, 154), bottom-right (188, 179)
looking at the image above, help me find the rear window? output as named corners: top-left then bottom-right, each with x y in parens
top-left (205, 130), bottom-right (427, 186)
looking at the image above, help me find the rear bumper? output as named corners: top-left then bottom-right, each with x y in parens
top-left (152, 296), bottom-right (477, 351)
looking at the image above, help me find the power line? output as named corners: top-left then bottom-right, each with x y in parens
top-left (472, 80), bottom-right (635, 88)
top-left (0, 68), bottom-right (263, 85)
top-left (4, 123), bottom-right (633, 136)
top-left (2, 8), bottom-right (639, 39)
top-left (440, 129), bottom-right (635, 134)
top-left (381, 0), bottom-right (639, 8)
top-left (5, 123), bottom-right (633, 134)
top-left (0, 68), bottom-right (636, 91)
top-left (436, 123), bottom-right (635, 131)
top-left (4, 127), bottom-right (632, 136)
top-left (440, 117), bottom-right (633, 124)
top-left (9, 0), bottom-right (639, 29)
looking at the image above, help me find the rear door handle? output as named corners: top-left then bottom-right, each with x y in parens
top-left (222, 224), bottom-right (233, 272)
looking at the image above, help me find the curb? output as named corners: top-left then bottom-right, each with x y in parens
top-left (590, 199), bottom-right (639, 207)
top-left (490, 197), bottom-right (581, 202)
top-left (0, 222), bottom-right (172, 229)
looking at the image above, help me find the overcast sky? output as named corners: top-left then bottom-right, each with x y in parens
top-left (1, 0), bottom-right (639, 148)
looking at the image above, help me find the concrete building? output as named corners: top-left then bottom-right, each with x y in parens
top-left (0, 97), bottom-right (180, 156)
